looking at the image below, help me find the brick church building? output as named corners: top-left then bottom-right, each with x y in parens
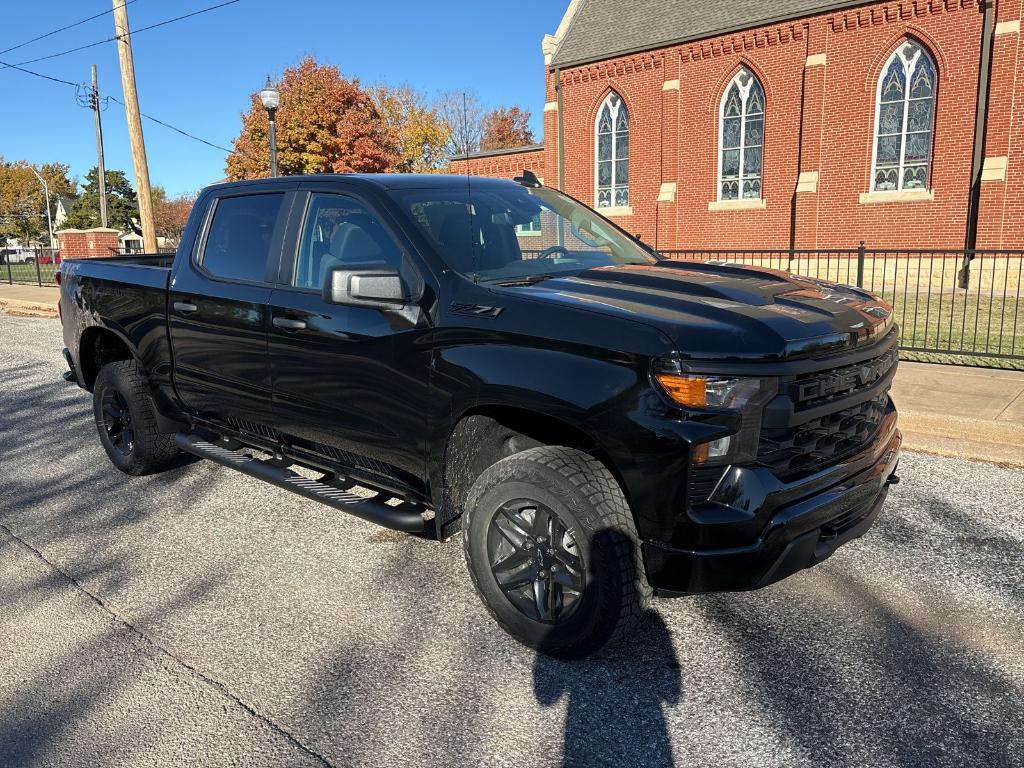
top-left (451, 0), bottom-right (1024, 251)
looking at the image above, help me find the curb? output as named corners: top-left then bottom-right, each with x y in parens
top-left (898, 410), bottom-right (1024, 468)
top-left (0, 298), bottom-right (59, 319)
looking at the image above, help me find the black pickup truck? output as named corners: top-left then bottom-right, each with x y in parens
top-left (59, 173), bottom-right (901, 657)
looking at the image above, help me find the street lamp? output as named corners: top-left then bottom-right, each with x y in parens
top-left (30, 166), bottom-right (55, 250)
top-left (259, 76), bottom-right (280, 177)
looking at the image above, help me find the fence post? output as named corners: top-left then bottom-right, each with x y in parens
top-left (6, 257), bottom-right (11, 284)
top-left (34, 251), bottom-right (43, 287)
top-left (856, 241), bottom-right (866, 288)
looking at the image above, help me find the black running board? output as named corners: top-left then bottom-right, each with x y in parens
top-left (175, 433), bottom-right (428, 534)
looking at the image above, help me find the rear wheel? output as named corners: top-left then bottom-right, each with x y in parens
top-left (93, 360), bottom-right (179, 475)
top-left (463, 446), bottom-right (649, 658)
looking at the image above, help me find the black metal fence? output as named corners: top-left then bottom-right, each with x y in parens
top-left (2, 245), bottom-right (177, 286)
top-left (2, 248), bottom-right (62, 287)
top-left (6, 239), bottom-right (1021, 364)
top-left (659, 244), bottom-right (1024, 365)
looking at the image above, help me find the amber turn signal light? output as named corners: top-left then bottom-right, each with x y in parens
top-left (654, 373), bottom-right (708, 408)
top-left (691, 441), bottom-right (710, 464)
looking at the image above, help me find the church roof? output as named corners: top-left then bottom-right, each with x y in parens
top-left (550, 0), bottom-right (869, 68)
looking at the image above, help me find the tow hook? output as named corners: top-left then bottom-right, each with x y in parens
top-left (885, 472), bottom-right (900, 486)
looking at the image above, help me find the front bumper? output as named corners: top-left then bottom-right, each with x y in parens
top-left (644, 423), bottom-right (901, 595)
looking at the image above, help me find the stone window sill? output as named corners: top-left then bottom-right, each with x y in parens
top-left (859, 190), bottom-right (934, 204)
top-left (597, 205), bottom-right (633, 217)
top-left (708, 199), bottom-right (766, 212)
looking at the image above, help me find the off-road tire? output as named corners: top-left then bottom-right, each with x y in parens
top-left (463, 446), bottom-right (650, 658)
top-left (93, 360), bottom-right (179, 475)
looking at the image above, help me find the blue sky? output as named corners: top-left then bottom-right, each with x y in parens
top-left (0, 0), bottom-right (563, 196)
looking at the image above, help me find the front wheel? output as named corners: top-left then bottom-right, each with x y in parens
top-left (93, 360), bottom-right (179, 475)
top-left (463, 446), bottom-right (650, 658)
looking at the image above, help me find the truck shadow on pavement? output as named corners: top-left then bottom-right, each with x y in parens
top-left (4, 340), bottom-right (1022, 767)
top-left (691, 469), bottom-right (1024, 768)
top-left (0, 358), bottom-right (232, 765)
top-left (532, 610), bottom-right (680, 768)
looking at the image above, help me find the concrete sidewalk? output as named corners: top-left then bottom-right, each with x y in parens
top-left (891, 362), bottom-right (1024, 467)
top-left (2, 282), bottom-right (1022, 466)
top-left (0, 283), bottom-right (59, 318)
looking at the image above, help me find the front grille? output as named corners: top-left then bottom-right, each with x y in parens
top-left (758, 394), bottom-right (890, 479)
top-left (791, 347), bottom-right (898, 410)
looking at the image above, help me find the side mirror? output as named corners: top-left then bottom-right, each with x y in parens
top-left (323, 262), bottom-right (408, 308)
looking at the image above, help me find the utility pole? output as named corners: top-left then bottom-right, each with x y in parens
top-left (112, 0), bottom-right (157, 253)
top-left (91, 65), bottom-right (108, 228)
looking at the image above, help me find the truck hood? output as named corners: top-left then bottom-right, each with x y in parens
top-left (505, 261), bottom-right (895, 361)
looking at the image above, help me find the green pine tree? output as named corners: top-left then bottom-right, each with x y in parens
top-left (66, 167), bottom-right (140, 233)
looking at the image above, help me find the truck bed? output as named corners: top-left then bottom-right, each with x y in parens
top-left (59, 253), bottom-right (176, 384)
top-left (64, 253), bottom-right (175, 267)
top-left (62, 254), bottom-right (174, 291)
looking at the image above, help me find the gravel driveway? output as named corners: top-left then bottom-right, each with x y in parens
top-left (1, 314), bottom-right (1021, 768)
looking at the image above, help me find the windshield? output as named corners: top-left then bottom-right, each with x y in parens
top-left (389, 183), bottom-right (658, 283)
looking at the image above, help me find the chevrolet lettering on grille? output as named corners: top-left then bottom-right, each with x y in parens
top-left (794, 348), bottom-right (898, 404)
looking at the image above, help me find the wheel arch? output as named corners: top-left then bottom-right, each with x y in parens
top-left (436, 403), bottom-right (633, 540)
top-left (78, 326), bottom-right (137, 390)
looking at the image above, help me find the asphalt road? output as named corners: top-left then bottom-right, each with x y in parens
top-left (1, 313), bottom-right (1022, 768)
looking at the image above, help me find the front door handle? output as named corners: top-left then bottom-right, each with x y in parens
top-left (273, 317), bottom-right (307, 331)
top-left (173, 301), bottom-right (198, 314)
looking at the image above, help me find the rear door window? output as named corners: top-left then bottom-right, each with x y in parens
top-left (200, 193), bottom-right (284, 283)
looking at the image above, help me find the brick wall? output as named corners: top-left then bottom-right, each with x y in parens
top-left (977, 0), bottom-right (1023, 248)
top-left (55, 228), bottom-right (121, 258)
top-left (459, 0), bottom-right (1024, 250)
top-left (449, 147), bottom-right (545, 180)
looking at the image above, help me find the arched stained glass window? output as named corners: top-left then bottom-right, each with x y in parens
top-left (718, 69), bottom-right (765, 201)
top-left (872, 40), bottom-right (937, 192)
top-left (595, 92), bottom-right (628, 208)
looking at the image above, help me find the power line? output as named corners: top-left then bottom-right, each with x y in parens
top-left (108, 95), bottom-right (243, 157)
top-left (12, 0), bottom-right (242, 67)
top-left (122, 0), bottom-right (241, 37)
top-left (0, 58), bottom-right (243, 159)
top-left (0, 0), bottom-right (138, 57)
top-left (0, 58), bottom-right (77, 87)
top-left (1, 10), bottom-right (251, 163)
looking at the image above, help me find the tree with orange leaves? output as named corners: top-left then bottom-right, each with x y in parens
top-left (479, 106), bottom-right (535, 151)
top-left (226, 57), bottom-right (399, 179)
top-left (151, 186), bottom-right (196, 245)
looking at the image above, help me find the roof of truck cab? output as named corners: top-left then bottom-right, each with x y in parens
top-left (204, 174), bottom-right (522, 193)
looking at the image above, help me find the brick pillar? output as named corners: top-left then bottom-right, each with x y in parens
top-left (977, 1), bottom-right (1023, 247)
top-left (543, 63), bottom-right (561, 190)
top-left (55, 228), bottom-right (121, 258)
top-left (657, 51), bottom-right (681, 250)
top-left (794, 19), bottom-right (827, 249)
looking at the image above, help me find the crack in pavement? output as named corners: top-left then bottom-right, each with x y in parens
top-left (0, 521), bottom-right (337, 768)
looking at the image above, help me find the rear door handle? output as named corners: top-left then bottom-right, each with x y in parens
top-left (273, 317), bottom-right (307, 331)
top-left (173, 301), bottom-right (198, 314)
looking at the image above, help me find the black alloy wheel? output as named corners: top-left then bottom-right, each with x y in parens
top-left (101, 388), bottom-right (135, 455)
top-left (486, 499), bottom-right (585, 623)
top-left (463, 446), bottom-right (649, 657)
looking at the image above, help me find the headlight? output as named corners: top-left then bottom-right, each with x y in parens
top-left (653, 362), bottom-right (777, 465)
top-left (654, 373), bottom-right (766, 410)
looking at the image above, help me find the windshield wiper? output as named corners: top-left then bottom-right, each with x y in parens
top-left (482, 273), bottom-right (562, 287)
